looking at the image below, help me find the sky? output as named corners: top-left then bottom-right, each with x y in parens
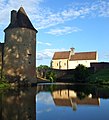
top-left (0, 0), bottom-right (109, 67)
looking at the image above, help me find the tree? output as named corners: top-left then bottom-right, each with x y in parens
top-left (36, 65), bottom-right (56, 82)
top-left (46, 71), bottom-right (56, 82)
top-left (36, 65), bottom-right (50, 78)
top-left (74, 64), bottom-right (90, 82)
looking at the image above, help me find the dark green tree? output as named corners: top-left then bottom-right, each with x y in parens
top-left (36, 65), bottom-right (50, 78)
top-left (74, 64), bottom-right (90, 82)
top-left (46, 71), bottom-right (56, 82)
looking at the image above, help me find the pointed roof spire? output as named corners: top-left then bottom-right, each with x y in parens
top-left (4, 7), bottom-right (38, 32)
top-left (18, 7), bottom-right (27, 16)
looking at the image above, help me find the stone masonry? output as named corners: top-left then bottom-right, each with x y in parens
top-left (0, 7), bottom-right (38, 84)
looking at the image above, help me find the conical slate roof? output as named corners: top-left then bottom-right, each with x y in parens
top-left (4, 7), bottom-right (37, 32)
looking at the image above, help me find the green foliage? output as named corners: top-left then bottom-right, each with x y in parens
top-left (36, 65), bottom-right (50, 78)
top-left (77, 92), bottom-right (88, 100)
top-left (89, 68), bottom-right (109, 85)
top-left (36, 65), bottom-right (56, 82)
top-left (74, 64), bottom-right (90, 82)
top-left (37, 65), bottom-right (50, 71)
top-left (46, 71), bottom-right (56, 82)
top-left (0, 82), bottom-right (10, 89)
top-left (0, 74), bottom-right (10, 89)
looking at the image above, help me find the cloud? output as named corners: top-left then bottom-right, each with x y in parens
top-left (37, 41), bottom-right (52, 46)
top-left (37, 48), bottom-right (66, 60)
top-left (0, 0), bottom-right (43, 26)
top-left (98, 1), bottom-right (109, 17)
top-left (0, 0), bottom-right (109, 31)
top-left (35, 0), bottom-right (109, 29)
top-left (36, 92), bottom-right (53, 114)
top-left (46, 26), bottom-right (82, 36)
top-left (36, 92), bottom-right (53, 105)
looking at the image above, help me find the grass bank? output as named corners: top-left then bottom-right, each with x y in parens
top-left (88, 68), bottom-right (109, 85)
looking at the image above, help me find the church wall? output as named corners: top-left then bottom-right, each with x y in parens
top-left (52, 59), bottom-right (68, 70)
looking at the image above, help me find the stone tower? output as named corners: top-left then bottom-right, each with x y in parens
top-left (3, 7), bottom-right (38, 83)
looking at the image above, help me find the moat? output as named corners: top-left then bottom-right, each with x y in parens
top-left (0, 84), bottom-right (109, 120)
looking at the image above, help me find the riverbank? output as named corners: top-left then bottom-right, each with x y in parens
top-left (37, 67), bottom-right (109, 86)
top-left (37, 77), bottom-right (50, 83)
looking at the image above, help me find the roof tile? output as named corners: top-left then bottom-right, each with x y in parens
top-left (70, 52), bottom-right (97, 60)
top-left (52, 51), bottom-right (70, 60)
top-left (52, 51), bottom-right (97, 60)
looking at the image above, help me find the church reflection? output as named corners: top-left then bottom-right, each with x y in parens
top-left (52, 89), bottom-right (100, 111)
top-left (37, 84), bottom-right (109, 111)
top-left (1, 84), bottom-right (109, 120)
top-left (36, 84), bottom-right (109, 120)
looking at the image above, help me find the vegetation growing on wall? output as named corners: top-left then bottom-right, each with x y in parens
top-left (0, 75), bottom-right (10, 89)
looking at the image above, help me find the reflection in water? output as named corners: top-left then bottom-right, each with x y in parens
top-left (0, 87), bottom-right (36, 120)
top-left (36, 84), bottom-right (109, 120)
top-left (52, 89), bottom-right (100, 111)
top-left (1, 84), bottom-right (109, 120)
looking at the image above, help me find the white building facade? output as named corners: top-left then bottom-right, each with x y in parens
top-left (52, 48), bottom-right (98, 70)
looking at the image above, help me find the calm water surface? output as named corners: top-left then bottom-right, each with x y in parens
top-left (36, 84), bottom-right (109, 120)
top-left (0, 87), bottom-right (36, 120)
top-left (0, 84), bottom-right (109, 120)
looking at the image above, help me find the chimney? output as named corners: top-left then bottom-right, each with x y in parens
top-left (11, 10), bottom-right (17, 24)
top-left (70, 47), bottom-right (75, 56)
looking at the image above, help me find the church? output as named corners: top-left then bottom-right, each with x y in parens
top-left (0, 7), bottom-right (38, 84)
top-left (52, 48), bottom-right (98, 69)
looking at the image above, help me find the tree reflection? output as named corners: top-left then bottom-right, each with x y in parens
top-left (37, 84), bottom-right (109, 111)
top-left (1, 87), bottom-right (36, 120)
top-left (77, 92), bottom-right (88, 100)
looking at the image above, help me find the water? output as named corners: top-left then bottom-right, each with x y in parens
top-left (0, 84), bottom-right (109, 120)
top-left (36, 84), bottom-right (109, 120)
top-left (0, 87), bottom-right (36, 120)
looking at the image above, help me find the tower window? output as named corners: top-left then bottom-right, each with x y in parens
top-left (28, 54), bottom-right (32, 56)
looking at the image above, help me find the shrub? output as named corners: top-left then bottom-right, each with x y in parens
top-left (46, 71), bottom-right (56, 82)
top-left (74, 64), bottom-right (90, 82)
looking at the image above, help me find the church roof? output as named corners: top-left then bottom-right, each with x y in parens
top-left (4, 7), bottom-right (37, 32)
top-left (53, 51), bottom-right (70, 60)
top-left (53, 98), bottom-right (99, 107)
top-left (52, 51), bottom-right (97, 60)
top-left (69, 51), bottom-right (97, 61)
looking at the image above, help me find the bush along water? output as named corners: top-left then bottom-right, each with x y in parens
top-left (74, 64), bottom-right (90, 83)
top-left (36, 65), bottom-right (56, 82)
top-left (46, 71), bottom-right (56, 82)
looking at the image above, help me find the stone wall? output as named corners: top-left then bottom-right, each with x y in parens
top-left (0, 43), bottom-right (4, 79)
top-left (90, 62), bottom-right (109, 71)
top-left (3, 28), bottom-right (36, 83)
